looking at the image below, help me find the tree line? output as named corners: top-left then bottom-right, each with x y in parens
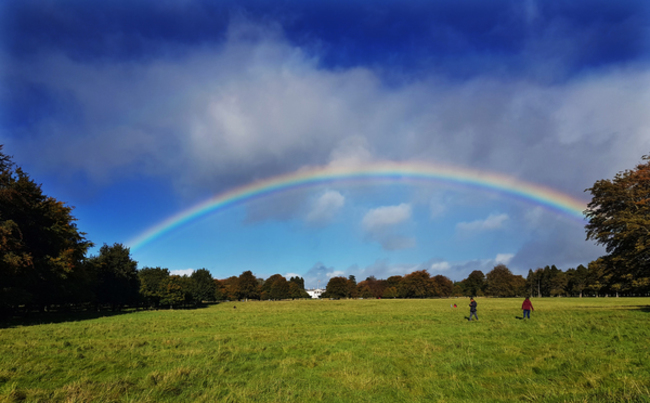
top-left (318, 260), bottom-right (650, 300)
top-left (1, 145), bottom-right (648, 316)
top-left (2, 237), bottom-right (312, 315)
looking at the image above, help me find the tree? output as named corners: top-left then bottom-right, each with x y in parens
top-left (347, 275), bottom-right (359, 298)
top-left (548, 266), bottom-right (568, 297)
top-left (288, 282), bottom-right (307, 299)
top-left (213, 279), bottom-right (226, 301)
top-left (431, 275), bottom-right (454, 297)
top-left (190, 269), bottom-right (216, 304)
top-left (219, 276), bottom-right (240, 300)
top-left (237, 271), bottom-right (260, 300)
top-left (399, 270), bottom-right (431, 298)
top-left (525, 269), bottom-right (536, 297)
top-left (585, 154), bottom-right (650, 289)
top-left (0, 146), bottom-right (93, 312)
top-left (261, 274), bottom-right (290, 300)
top-left (357, 276), bottom-right (385, 298)
top-left (485, 265), bottom-right (518, 297)
top-left (462, 270), bottom-right (485, 297)
top-left (289, 276), bottom-right (305, 290)
top-left (323, 276), bottom-right (350, 299)
top-left (586, 258), bottom-right (610, 297)
top-left (570, 264), bottom-right (588, 297)
top-left (138, 267), bottom-right (170, 308)
top-left (160, 275), bottom-right (186, 309)
top-left (90, 243), bottom-right (140, 310)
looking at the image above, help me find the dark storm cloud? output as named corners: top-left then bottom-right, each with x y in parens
top-left (509, 211), bottom-right (603, 272)
top-left (3, 0), bottom-right (647, 78)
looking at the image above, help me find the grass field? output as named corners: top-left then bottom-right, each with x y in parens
top-left (1, 298), bottom-right (649, 402)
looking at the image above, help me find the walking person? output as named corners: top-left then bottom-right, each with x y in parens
top-left (468, 297), bottom-right (478, 321)
top-left (522, 297), bottom-right (534, 319)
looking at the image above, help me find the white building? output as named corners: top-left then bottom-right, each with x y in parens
top-left (306, 288), bottom-right (325, 299)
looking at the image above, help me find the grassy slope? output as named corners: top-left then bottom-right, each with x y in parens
top-left (1, 298), bottom-right (649, 402)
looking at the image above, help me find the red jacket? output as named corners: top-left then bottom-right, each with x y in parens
top-left (522, 299), bottom-right (534, 310)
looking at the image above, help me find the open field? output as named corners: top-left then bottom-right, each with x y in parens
top-left (1, 298), bottom-right (649, 403)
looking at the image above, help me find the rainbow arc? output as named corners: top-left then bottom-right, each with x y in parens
top-left (128, 162), bottom-right (587, 252)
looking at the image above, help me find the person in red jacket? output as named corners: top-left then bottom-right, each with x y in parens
top-left (522, 297), bottom-right (534, 319)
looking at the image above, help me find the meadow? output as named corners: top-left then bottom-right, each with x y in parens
top-left (1, 298), bottom-right (649, 403)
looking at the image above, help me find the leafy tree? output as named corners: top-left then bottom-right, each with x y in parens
top-left (548, 266), bottom-right (568, 297)
top-left (323, 276), bottom-right (350, 299)
top-left (383, 286), bottom-right (398, 299)
top-left (586, 258), bottom-right (610, 297)
top-left (261, 274), bottom-right (289, 300)
top-left (219, 276), bottom-right (240, 300)
top-left (160, 275), bottom-right (186, 309)
top-left (358, 284), bottom-right (374, 298)
top-left (585, 154), bottom-right (650, 290)
top-left (525, 269), bottom-right (536, 297)
top-left (213, 279), bottom-right (226, 300)
top-left (462, 270), bottom-right (485, 297)
top-left (288, 282), bottom-right (307, 299)
top-left (190, 268), bottom-right (216, 304)
top-left (431, 275), bottom-right (454, 297)
top-left (289, 276), bottom-right (305, 290)
top-left (569, 265), bottom-right (587, 298)
top-left (357, 276), bottom-right (385, 298)
top-left (0, 146), bottom-right (93, 312)
top-left (138, 267), bottom-right (170, 308)
top-left (347, 275), bottom-right (359, 298)
top-left (399, 270), bottom-right (431, 298)
top-left (90, 243), bottom-right (140, 310)
top-left (511, 274), bottom-right (527, 297)
top-left (452, 282), bottom-right (464, 297)
top-left (385, 275), bottom-right (403, 289)
top-left (485, 265), bottom-right (518, 297)
top-left (237, 270), bottom-right (260, 300)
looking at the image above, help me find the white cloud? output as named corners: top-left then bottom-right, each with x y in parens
top-left (430, 261), bottom-right (451, 272)
top-left (362, 203), bottom-right (412, 231)
top-left (327, 270), bottom-right (345, 278)
top-left (495, 253), bottom-right (515, 265)
top-left (361, 203), bottom-right (414, 250)
top-left (306, 190), bottom-right (345, 225)
top-left (456, 213), bottom-right (509, 233)
top-left (170, 269), bottom-right (195, 277)
top-left (328, 136), bottom-right (374, 167)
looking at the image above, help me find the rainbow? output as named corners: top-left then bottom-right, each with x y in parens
top-left (127, 161), bottom-right (588, 252)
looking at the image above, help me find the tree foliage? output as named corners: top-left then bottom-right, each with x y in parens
top-left (139, 267), bottom-right (170, 308)
top-left (485, 265), bottom-right (526, 297)
top-left (0, 146), bottom-right (93, 312)
top-left (461, 270), bottom-right (485, 297)
top-left (89, 243), bottom-right (140, 310)
top-left (190, 268), bottom-right (217, 304)
top-left (237, 271), bottom-right (260, 300)
top-left (585, 154), bottom-right (650, 289)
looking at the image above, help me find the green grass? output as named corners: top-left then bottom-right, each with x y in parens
top-left (1, 298), bottom-right (649, 402)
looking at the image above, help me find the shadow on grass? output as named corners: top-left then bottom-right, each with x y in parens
top-left (632, 305), bottom-right (650, 313)
top-left (0, 309), bottom-right (132, 329)
top-left (0, 303), bottom-right (216, 329)
top-left (515, 316), bottom-right (523, 320)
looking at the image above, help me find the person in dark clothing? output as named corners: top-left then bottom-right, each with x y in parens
top-left (522, 297), bottom-right (534, 319)
top-left (468, 297), bottom-right (478, 321)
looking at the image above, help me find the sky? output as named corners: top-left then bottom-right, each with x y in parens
top-left (1, 0), bottom-right (649, 287)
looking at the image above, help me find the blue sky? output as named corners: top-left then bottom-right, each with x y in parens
top-left (2, 0), bottom-right (649, 287)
